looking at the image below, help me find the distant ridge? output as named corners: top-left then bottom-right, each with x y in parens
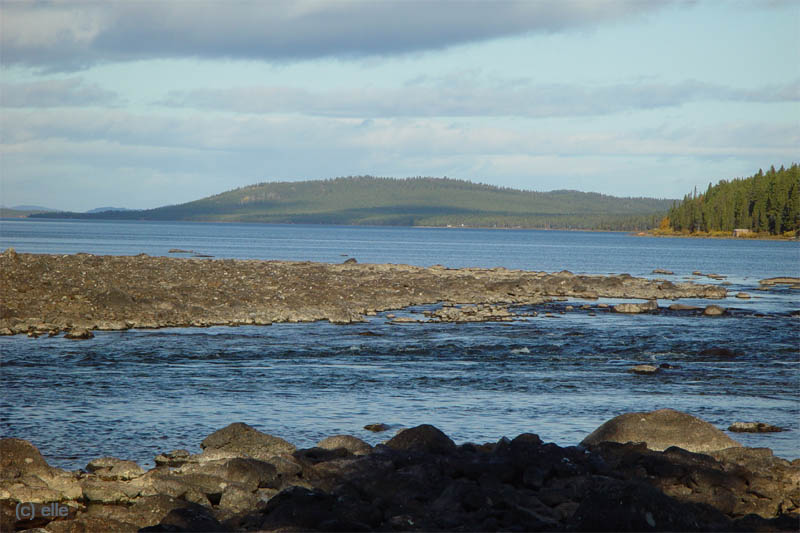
top-left (31, 176), bottom-right (674, 231)
top-left (85, 207), bottom-right (135, 214)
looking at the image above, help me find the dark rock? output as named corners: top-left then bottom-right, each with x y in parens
top-left (200, 422), bottom-right (295, 459)
top-left (567, 476), bottom-right (732, 532)
top-left (363, 423), bottom-right (390, 432)
top-left (699, 347), bottom-right (739, 357)
top-left (581, 408), bottom-right (742, 453)
top-left (141, 503), bottom-right (227, 532)
top-left (385, 424), bottom-right (456, 454)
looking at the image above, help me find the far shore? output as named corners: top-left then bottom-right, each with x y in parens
top-left (641, 229), bottom-right (799, 242)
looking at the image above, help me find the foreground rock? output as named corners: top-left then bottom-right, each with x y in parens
top-left (1, 410), bottom-right (797, 532)
top-left (580, 408), bottom-right (742, 453)
top-left (0, 252), bottom-right (726, 335)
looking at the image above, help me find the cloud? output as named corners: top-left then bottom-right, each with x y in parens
top-left (0, 78), bottom-right (119, 107)
top-left (1, 1), bottom-right (673, 71)
top-left (159, 79), bottom-right (800, 118)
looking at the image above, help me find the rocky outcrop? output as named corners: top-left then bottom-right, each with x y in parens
top-left (199, 422), bottom-right (296, 461)
top-left (1, 412), bottom-right (797, 532)
top-left (0, 252), bottom-right (727, 336)
top-left (580, 408), bottom-right (742, 453)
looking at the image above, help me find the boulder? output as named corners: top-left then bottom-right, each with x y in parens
top-left (581, 408), bottom-right (742, 453)
top-left (176, 457), bottom-right (278, 491)
top-left (64, 327), bottom-right (94, 339)
top-left (652, 269), bottom-right (674, 275)
top-left (317, 435), bottom-right (373, 456)
top-left (385, 424), bottom-right (456, 454)
top-left (703, 305), bottom-right (726, 316)
top-left (735, 292), bottom-right (751, 299)
top-left (728, 422), bottom-right (786, 433)
top-left (0, 438), bottom-right (53, 478)
top-left (86, 456), bottom-right (144, 481)
top-left (200, 422), bottom-right (295, 460)
top-left (613, 300), bottom-right (658, 314)
top-left (668, 303), bottom-right (700, 311)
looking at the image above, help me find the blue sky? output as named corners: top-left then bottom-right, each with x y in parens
top-left (1, 0), bottom-right (797, 211)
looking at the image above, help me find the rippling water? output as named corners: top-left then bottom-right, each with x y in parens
top-left (0, 219), bottom-right (798, 468)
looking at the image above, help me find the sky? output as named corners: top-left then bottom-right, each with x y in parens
top-left (1, 0), bottom-right (798, 212)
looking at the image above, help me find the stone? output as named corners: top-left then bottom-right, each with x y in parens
top-left (177, 457), bottom-right (278, 491)
top-left (81, 479), bottom-right (142, 503)
top-left (668, 303), bottom-right (700, 311)
top-left (567, 476), bottom-right (732, 532)
top-left (200, 422), bottom-right (295, 460)
top-left (0, 438), bottom-right (53, 478)
top-left (364, 423), bottom-right (390, 432)
top-left (735, 292), bottom-right (751, 299)
top-left (612, 300), bottom-right (658, 314)
top-left (343, 257), bottom-right (357, 264)
top-left (581, 408), bottom-right (742, 453)
top-left (317, 435), bottom-right (373, 456)
top-left (86, 456), bottom-right (144, 481)
top-left (759, 276), bottom-right (800, 286)
top-left (703, 304), bottom-right (726, 316)
top-left (154, 449), bottom-right (191, 467)
top-left (728, 422), bottom-right (786, 433)
top-left (141, 504), bottom-right (226, 532)
top-left (64, 327), bottom-right (94, 339)
top-left (218, 484), bottom-right (260, 513)
top-left (629, 364), bottom-right (660, 375)
top-left (385, 424), bottom-right (456, 454)
top-left (652, 269), bottom-right (674, 275)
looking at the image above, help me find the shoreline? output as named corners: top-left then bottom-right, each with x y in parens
top-left (0, 249), bottom-right (729, 337)
top-left (1, 409), bottom-right (797, 532)
top-left (641, 230), bottom-right (800, 242)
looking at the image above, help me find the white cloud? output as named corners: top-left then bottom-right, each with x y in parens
top-left (0, 78), bottom-right (119, 107)
top-left (159, 79), bottom-right (800, 118)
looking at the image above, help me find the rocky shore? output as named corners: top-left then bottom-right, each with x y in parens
top-left (0, 249), bottom-right (727, 336)
top-left (2, 409), bottom-right (798, 532)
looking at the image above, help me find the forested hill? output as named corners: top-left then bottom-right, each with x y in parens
top-left (665, 164), bottom-right (799, 236)
top-left (32, 176), bottom-right (673, 231)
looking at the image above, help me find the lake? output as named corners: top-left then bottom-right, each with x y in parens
top-left (0, 218), bottom-right (798, 468)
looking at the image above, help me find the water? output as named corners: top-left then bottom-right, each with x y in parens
top-left (1, 219), bottom-right (798, 469)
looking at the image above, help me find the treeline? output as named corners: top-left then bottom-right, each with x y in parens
top-left (666, 164), bottom-right (799, 235)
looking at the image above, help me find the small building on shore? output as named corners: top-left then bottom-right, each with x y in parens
top-left (733, 228), bottom-right (752, 237)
